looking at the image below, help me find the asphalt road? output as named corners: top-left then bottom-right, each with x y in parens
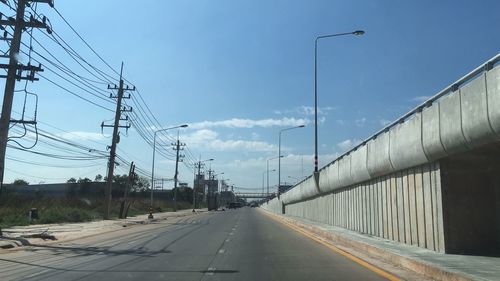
top-left (0, 208), bottom-right (388, 281)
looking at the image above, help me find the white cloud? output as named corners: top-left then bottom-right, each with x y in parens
top-left (187, 117), bottom-right (309, 130)
top-left (379, 119), bottom-right (391, 127)
top-left (337, 139), bottom-right (362, 152)
top-left (411, 96), bottom-right (431, 103)
top-left (209, 139), bottom-right (276, 152)
top-left (297, 106), bottom-right (316, 116)
top-left (57, 131), bottom-right (110, 141)
top-left (219, 153), bottom-right (340, 171)
top-left (274, 106), bottom-right (335, 116)
top-left (182, 129), bottom-right (277, 152)
top-left (251, 132), bottom-right (260, 140)
top-left (336, 119), bottom-right (345, 126)
top-left (355, 117), bottom-right (366, 127)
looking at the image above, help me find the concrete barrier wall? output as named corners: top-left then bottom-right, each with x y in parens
top-left (280, 56), bottom-right (500, 206)
top-left (279, 162), bottom-right (445, 253)
top-left (263, 55), bottom-right (499, 254)
top-left (262, 197), bottom-right (282, 214)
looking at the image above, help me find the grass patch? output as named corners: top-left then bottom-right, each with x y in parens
top-left (0, 194), bottom-right (193, 229)
top-left (37, 207), bottom-right (95, 224)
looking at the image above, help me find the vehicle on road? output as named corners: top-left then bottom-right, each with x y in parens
top-left (227, 202), bottom-right (242, 209)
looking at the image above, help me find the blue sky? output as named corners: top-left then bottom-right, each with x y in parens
top-left (1, 0), bottom-right (499, 192)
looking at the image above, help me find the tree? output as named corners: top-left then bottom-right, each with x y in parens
top-left (77, 177), bottom-right (92, 184)
top-left (134, 175), bottom-right (150, 192)
top-left (104, 173), bottom-right (150, 192)
top-left (13, 178), bottom-right (29, 186)
top-left (67, 178), bottom-right (77, 184)
top-left (94, 174), bottom-right (103, 182)
top-left (78, 177), bottom-right (92, 194)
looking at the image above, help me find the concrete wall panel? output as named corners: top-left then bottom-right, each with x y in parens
top-left (402, 172), bottom-right (411, 244)
top-left (390, 114), bottom-right (429, 170)
top-left (318, 165), bottom-right (331, 194)
top-left (408, 169), bottom-right (419, 246)
top-left (299, 179), bottom-right (318, 203)
top-left (415, 166), bottom-right (426, 248)
top-left (434, 162), bottom-right (445, 253)
top-left (382, 177), bottom-right (388, 239)
top-left (396, 173), bottom-right (406, 243)
top-left (486, 65), bottom-right (500, 135)
top-left (367, 133), bottom-right (394, 177)
top-left (439, 92), bottom-right (469, 154)
top-left (378, 179), bottom-right (384, 238)
top-left (461, 74), bottom-right (497, 146)
top-left (350, 146), bottom-right (371, 183)
top-left (385, 176), bottom-right (396, 240)
top-left (370, 182), bottom-right (376, 235)
top-left (422, 104), bottom-right (447, 161)
top-left (423, 165), bottom-right (435, 251)
top-left (338, 155), bottom-right (353, 188)
top-left (430, 163), bottom-right (441, 252)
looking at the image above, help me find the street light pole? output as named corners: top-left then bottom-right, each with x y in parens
top-left (193, 158), bottom-right (213, 211)
top-left (278, 125), bottom-right (305, 198)
top-left (313, 30), bottom-right (364, 188)
top-left (267, 168), bottom-right (276, 198)
top-left (151, 124), bottom-right (188, 210)
top-left (262, 171), bottom-right (266, 196)
top-left (266, 155), bottom-right (281, 200)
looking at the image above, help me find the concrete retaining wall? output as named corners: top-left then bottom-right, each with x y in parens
top-left (280, 55), bottom-right (500, 206)
top-left (262, 55), bottom-right (500, 255)
top-left (264, 162), bottom-right (445, 253)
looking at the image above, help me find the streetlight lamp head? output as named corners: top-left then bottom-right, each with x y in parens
top-left (298, 124), bottom-right (305, 128)
top-left (180, 124), bottom-right (188, 128)
top-left (352, 30), bottom-right (365, 36)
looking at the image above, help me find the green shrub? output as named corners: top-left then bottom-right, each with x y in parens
top-left (38, 207), bottom-right (93, 224)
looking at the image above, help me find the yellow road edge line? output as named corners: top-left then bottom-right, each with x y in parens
top-left (259, 209), bottom-right (401, 281)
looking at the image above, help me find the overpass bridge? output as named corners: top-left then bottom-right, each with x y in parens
top-left (263, 54), bottom-right (500, 256)
top-left (234, 192), bottom-right (275, 199)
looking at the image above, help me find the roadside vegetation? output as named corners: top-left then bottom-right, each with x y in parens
top-left (0, 195), bottom-right (194, 229)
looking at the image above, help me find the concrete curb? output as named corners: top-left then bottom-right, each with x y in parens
top-left (260, 209), bottom-right (473, 281)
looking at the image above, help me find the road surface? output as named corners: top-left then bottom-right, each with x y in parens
top-left (0, 208), bottom-right (388, 280)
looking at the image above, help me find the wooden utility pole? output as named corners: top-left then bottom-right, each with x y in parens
top-left (102, 63), bottom-right (133, 219)
top-left (120, 161), bottom-right (135, 219)
top-left (0, 0), bottom-right (52, 196)
top-left (172, 133), bottom-right (185, 212)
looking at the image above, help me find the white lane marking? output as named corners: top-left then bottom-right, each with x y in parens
top-left (206, 267), bottom-right (216, 275)
top-left (229, 232), bottom-right (234, 235)
top-left (127, 240), bottom-right (136, 245)
top-left (218, 249), bottom-right (226, 254)
top-left (225, 238), bottom-right (230, 242)
top-left (25, 269), bottom-right (50, 278)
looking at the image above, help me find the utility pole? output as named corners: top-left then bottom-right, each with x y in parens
top-left (0, 0), bottom-right (53, 195)
top-left (101, 63), bottom-right (134, 219)
top-left (120, 162), bottom-right (135, 219)
top-left (172, 132), bottom-right (185, 212)
top-left (193, 161), bottom-right (203, 210)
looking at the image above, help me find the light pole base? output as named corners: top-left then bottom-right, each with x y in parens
top-left (314, 171), bottom-right (320, 191)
